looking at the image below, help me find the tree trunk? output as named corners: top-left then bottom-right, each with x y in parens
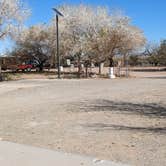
top-left (99, 63), bottom-right (101, 75)
top-left (85, 66), bottom-right (88, 78)
top-left (109, 57), bottom-right (114, 67)
top-left (98, 62), bottom-right (105, 75)
top-left (123, 54), bottom-right (126, 67)
top-left (109, 57), bottom-right (115, 79)
top-left (77, 55), bottom-right (81, 78)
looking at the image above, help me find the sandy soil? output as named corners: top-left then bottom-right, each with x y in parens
top-left (0, 76), bottom-right (166, 166)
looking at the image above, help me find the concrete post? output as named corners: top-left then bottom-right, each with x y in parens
top-left (109, 67), bottom-right (116, 79)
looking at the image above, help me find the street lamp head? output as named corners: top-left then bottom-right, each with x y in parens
top-left (52, 8), bottom-right (64, 17)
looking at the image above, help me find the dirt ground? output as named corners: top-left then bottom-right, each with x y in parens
top-left (0, 72), bottom-right (166, 166)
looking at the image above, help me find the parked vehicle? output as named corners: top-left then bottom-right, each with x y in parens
top-left (17, 64), bottom-right (33, 72)
top-left (0, 56), bottom-right (51, 72)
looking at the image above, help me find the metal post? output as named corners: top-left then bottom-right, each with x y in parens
top-left (56, 14), bottom-right (60, 79)
top-left (52, 8), bottom-right (63, 78)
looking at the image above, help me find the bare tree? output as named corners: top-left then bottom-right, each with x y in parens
top-left (13, 4), bottom-right (146, 77)
top-left (0, 0), bottom-right (30, 40)
top-left (13, 24), bottom-right (53, 71)
top-left (0, 0), bottom-right (30, 80)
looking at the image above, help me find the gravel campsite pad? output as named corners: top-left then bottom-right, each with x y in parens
top-left (0, 77), bottom-right (166, 166)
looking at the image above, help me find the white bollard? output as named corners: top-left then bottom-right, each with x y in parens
top-left (60, 66), bottom-right (63, 72)
top-left (66, 59), bottom-right (71, 66)
top-left (109, 67), bottom-right (116, 79)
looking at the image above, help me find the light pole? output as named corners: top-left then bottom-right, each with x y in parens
top-left (52, 8), bottom-right (64, 79)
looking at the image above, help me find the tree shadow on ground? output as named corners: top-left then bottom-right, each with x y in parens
top-left (79, 100), bottom-right (166, 118)
top-left (82, 123), bottom-right (166, 134)
top-left (147, 77), bottom-right (166, 79)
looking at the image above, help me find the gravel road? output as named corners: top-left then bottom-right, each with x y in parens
top-left (0, 77), bottom-right (166, 166)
